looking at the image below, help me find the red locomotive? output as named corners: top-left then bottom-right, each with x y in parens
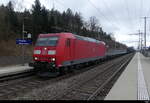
top-left (30, 33), bottom-right (106, 75)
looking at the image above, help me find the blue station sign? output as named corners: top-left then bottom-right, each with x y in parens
top-left (16, 39), bottom-right (32, 44)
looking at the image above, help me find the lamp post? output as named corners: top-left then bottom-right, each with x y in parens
top-left (22, 17), bottom-right (28, 66)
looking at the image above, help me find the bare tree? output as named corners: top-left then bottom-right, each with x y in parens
top-left (89, 16), bottom-right (99, 32)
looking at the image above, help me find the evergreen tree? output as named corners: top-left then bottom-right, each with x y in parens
top-left (31, 0), bottom-right (42, 42)
top-left (41, 6), bottom-right (49, 33)
top-left (0, 0), bottom-right (126, 49)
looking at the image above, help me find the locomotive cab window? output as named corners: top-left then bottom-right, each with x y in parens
top-left (66, 39), bottom-right (71, 47)
top-left (36, 36), bottom-right (59, 46)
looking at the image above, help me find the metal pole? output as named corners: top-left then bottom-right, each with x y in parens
top-left (141, 17), bottom-right (150, 50)
top-left (138, 30), bottom-right (143, 50)
top-left (140, 31), bottom-right (142, 50)
top-left (115, 41), bottom-right (116, 49)
top-left (141, 32), bottom-right (143, 50)
top-left (138, 30), bottom-right (140, 50)
top-left (140, 17), bottom-right (150, 51)
top-left (144, 17), bottom-right (146, 49)
top-left (22, 19), bottom-right (25, 66)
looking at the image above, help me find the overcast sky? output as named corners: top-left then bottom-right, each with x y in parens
top-left (1, 0), bottom-right (150, 48)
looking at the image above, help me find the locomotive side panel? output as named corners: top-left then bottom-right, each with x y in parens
top-left (72, 39), bottom-right (106, 64)
top-left (55, 36), bottom-right (66, 67)
top-left (100, 43), bottom-right (106, 57)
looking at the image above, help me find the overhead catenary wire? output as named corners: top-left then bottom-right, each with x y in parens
top-left (123, 0), bottom-right (134, 29)
top-left (46, 0), bottom-right (74, 12)
top-left (101, 0), bottom-right (122, 28)
top-left (133, 0), bottom-right (141, 34)
top-left (55, 0), bottom-right (67, 9)
top-left (123, 0), bottom-right (130, 21)
top-left (140, 0), bottom-right (143, 17)
top-left (133, 0), bottom-right (139, 31)
top-left (139, 0), bottom-right (144, 31)
top-left (87, 0), bottom-right (119, 29)
top-left (56, 0), bottom-right (79, 14)
top-left (147, 7), bottom-right (150, 17)
top-left (146, 1), bottom-right (150, 37)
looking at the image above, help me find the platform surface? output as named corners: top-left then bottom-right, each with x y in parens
top-left (0, 64), bottom-right (33, 77)
top-left (105, 52), bottom-right (150, 100)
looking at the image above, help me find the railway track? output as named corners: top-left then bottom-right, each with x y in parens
top-left (88, 54), bottom-right (132, 100)
top-left (0, 53), bottom-right (134, 99)
top-left (0, 70), bottom-right (35, 83)
top-left (0, 61), bottom-right (110, 99)
top-left (52, 53), bottom-right (133, 100)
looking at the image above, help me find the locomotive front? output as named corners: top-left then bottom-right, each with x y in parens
top-left (31, 34), bottom-right (60, 72)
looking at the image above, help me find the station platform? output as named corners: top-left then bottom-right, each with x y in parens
top-left (105, 52), bottom-right (150, 100)
top-left (0, 64), bottom-right (33, 77)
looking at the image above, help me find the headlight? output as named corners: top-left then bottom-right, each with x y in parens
top-left (34, 57), bottom-right (38, 60)
top-left (48, 50), bottom-right (56, 55)
top-left (51, 58), bottom-right (55, 61)
top-left (34, 50), bottom-right (41, 54)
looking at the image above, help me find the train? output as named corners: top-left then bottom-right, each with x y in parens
top-left (29, 32), bottom-right (133, 77)
top-left (141, 47), bottom-right (150, 57)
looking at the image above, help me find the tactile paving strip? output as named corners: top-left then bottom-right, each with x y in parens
top-left (137, 53), bottom-right (149, 100)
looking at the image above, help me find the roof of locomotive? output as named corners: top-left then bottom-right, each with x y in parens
top-left (38, 32), bottom-right (74, 37)
top-left (38, 33), bottom-right (106, 45)
top-left (74, 34), bottom-right (106, 45)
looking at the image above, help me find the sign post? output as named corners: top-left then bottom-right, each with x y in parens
top-left (22, 22), bottom-right (25, 66)
top-left (21, 17), bottom-right (31, 66)
top-left (16, 39), bottom-right (32, 66)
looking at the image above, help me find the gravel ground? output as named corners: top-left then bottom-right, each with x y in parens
top-left (14, 55), bottom-right (126, 100)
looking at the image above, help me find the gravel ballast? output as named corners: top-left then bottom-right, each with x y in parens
top-left (13, 55), bottom-right (128, 100)
top-left (14, 63), bottom-right (111, 100)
